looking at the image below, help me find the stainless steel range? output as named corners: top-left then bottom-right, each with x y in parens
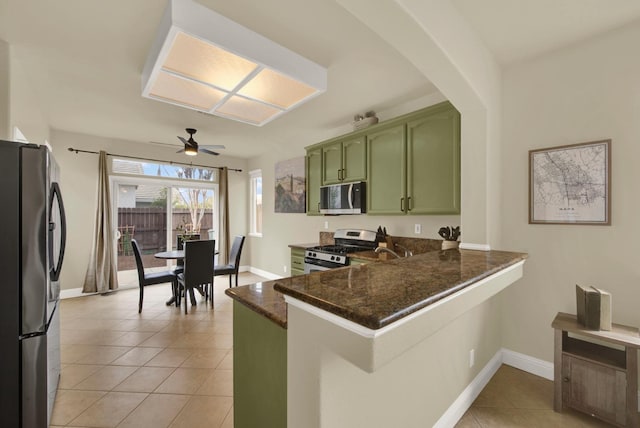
top-left (304, 229), bottom-right (378, 274)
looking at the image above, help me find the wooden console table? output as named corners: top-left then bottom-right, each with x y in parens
top-left (552, 312), bottom-right (640, 427)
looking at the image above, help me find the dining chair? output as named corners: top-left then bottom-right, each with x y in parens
top-left (177, 239), bottom-right (216, 314)
top-left (214, 235), bottom-right (245, 288)
top-left (131, 239), bottom-right (178, 313)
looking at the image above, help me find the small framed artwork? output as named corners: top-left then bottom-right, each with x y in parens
top-left (275, 156), bottom-right (306, 213)
top-left (529, 139), bottom-right (611, 225)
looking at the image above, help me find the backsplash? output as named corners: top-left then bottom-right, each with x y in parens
top-left (318, 231), bottom-right (442, 254)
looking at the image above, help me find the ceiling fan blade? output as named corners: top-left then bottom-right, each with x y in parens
top-left (199, 148), bottom-right (220, 156)
top-left (178, 136), bottom-right (197, 147)
top-left (176, 148), bottom-right (185, 153)
top-left (201, 144), bottom-right (226, 150)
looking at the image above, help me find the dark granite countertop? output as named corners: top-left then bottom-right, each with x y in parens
top-left (227, 249), bottom-right (527, 330)
top-left (226, 281), bottom-right (288, 328)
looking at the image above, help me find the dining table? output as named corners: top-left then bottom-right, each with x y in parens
top-left (154, 250), bottom-right (185, 260)
top-left (154, 249), bottom-right (219, 307)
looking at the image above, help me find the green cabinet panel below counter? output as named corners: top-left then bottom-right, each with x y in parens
top-left (291, 247), bottom-right (305, 276)
top-left (233, 302), bottom-right (287, 428)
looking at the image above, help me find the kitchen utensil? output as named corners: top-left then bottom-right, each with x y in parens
top-left (438, 227), bottom-right (451, 240)
top-left (451, 226), bottom-right (460, 241)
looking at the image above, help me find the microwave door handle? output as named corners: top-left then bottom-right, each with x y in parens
top-left (348, 183), bottom-right (354, 209)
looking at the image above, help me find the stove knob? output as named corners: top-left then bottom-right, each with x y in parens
top-left (330, 256), bottom-right (335, 261)
top-left (312, 252), bottom-right (316, 257)
top-left (336, 256), bottom-right (342, 263)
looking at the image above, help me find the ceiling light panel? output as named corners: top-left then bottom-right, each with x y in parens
top-left (149, 71), bottom-right (227, 110)
top-left (238, 68), bottom-right (318, 109)
top-left (163, 32), bottom-right (258, 91)
top-left (142, 0), bottom-right (327, 126)
top-left (216, 96), bottom-right (283, 125)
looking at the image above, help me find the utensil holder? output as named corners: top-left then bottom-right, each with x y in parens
top-left (441, 240), bottom-right (459, 250)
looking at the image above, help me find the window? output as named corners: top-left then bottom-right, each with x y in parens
top-left (249, 169), bottom-right (262, 237)
top-left (112, 158), bottom-right (217, 182)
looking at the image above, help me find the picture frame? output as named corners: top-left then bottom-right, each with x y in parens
top-left (274, 156), bottom-right (306, 213)
top-left (529, 139), bottom-right (611, 225)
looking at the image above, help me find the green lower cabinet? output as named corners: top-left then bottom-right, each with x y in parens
top-left (233, 302), bottom-right (287, 428)
top-left (291, 248), bottom-right (305, 276)
top-left (349, 257), bottom-right (370, 266)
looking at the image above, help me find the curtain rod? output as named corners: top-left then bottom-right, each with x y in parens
top-left (67, 147), bottom-right (243, 172)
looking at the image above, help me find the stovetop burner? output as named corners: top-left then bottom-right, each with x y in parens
top-left (307, 244), bottom-right (369, 255)
top-left (304, 229), bottom-right (379, 267)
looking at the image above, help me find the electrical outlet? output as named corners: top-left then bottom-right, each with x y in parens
top-left (284, 265), bottom-right (287, 273)
top-left (469, 349), bottom-right (475, 368)
top-left (324, 221), bottom-right (329, 229)
top-left (414, 224), bottom-right (421, 234)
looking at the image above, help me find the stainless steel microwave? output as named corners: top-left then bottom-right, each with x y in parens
top-left (320, 181), bottom-right (366, 214)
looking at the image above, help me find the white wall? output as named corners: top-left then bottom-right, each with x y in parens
top-left (499, 21), bottom-right (640, 375)
top-left (247, 94), bottom-right (460, 277)
top-left (0, 39), bottom-right (9, 140)
top-left (9, 48), bottom-right (50, 144)
top-left (49, 129), bottom-right (248, 290)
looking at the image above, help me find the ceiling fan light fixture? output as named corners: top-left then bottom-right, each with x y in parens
top-left (142, 0), bottom-right (327, 126)
top-left (184, 145), bottom-right (198, 156)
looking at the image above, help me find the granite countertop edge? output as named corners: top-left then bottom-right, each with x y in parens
top-left (273, 250), bottom-right (528, 330)
top-left (228, 249), bottom-right (528, 331)
top-left (225, 286), bottom-right (288, 328)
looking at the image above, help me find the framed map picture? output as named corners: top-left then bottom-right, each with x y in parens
top-left (529, 140), bottom-right (610, 225)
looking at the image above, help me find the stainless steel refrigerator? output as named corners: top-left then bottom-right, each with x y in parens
top-left (0, 140), bottom-right (67, 427)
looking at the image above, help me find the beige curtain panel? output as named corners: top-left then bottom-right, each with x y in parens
top-left (218, 166), bottom-right (230, 264)
top-left (83, 151), bottom-right (118, 293)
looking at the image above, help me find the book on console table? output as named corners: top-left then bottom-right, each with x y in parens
top-left (575, 284), bottom-right (611, 331)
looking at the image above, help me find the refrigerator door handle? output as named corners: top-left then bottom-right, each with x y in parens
top-left (49, 182), bottom-right (66, 282)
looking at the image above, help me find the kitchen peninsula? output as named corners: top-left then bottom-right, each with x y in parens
top-left (226, 248), bottom-right (527, 428)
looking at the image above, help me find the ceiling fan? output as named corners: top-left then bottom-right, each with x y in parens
top-left (177, 128), bottom-right (225, 156)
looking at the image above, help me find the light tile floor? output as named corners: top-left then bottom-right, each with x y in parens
top-left (51, 272), bottom-right (267, 428)
top-left (455, 365), bottom-right (616, 427)
top-left (54, 271), bottom-right (620, 428)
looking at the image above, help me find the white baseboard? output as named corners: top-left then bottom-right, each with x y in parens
top-left (501, 348), bottom-right (554, 380)
top-left (433, 350), bottom-right (503, 428)
top-left (248, 266), bottom-right (282, 280)
top-left (440, 348), bottom-right (640, 426)
top-left (60, 265), bottom-right (276, 300)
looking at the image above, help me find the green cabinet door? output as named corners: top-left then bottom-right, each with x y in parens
top-left (322, 141), bottom-right (342, 185)
top-left (367, 124), bottom-right (406, 215)
top-left (291, 247), bottom-right (305, 276)
top-left (407, 105), bottom-right (460, 214)
top-left (342, 136), bottom-right (367, 182)
top-left (306, 148), bottom-right (322, 215)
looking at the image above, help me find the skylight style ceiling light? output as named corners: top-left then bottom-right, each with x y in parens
top-left (142, 0), bottom-right (327, 126)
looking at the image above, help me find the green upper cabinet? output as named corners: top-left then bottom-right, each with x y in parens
top-left (367, 101), bottom-right (460, 216)
top-left (342, 136), bottom-right (367, 182)
top-left (322, 136), bottom-right (366, 185)
top-left (367, 124), bottom-right (406, 215)
top-left (307, 101), bottom-right (460, 217)
top-left (406, 104), bottom-right (460, 214)
top-left (322, 141), bottom-right (342, 184)
top-left (306, 148), bottom-right (322, 215)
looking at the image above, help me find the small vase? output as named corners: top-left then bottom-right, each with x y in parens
top-left (441, 240), bottom-right (459, 250)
